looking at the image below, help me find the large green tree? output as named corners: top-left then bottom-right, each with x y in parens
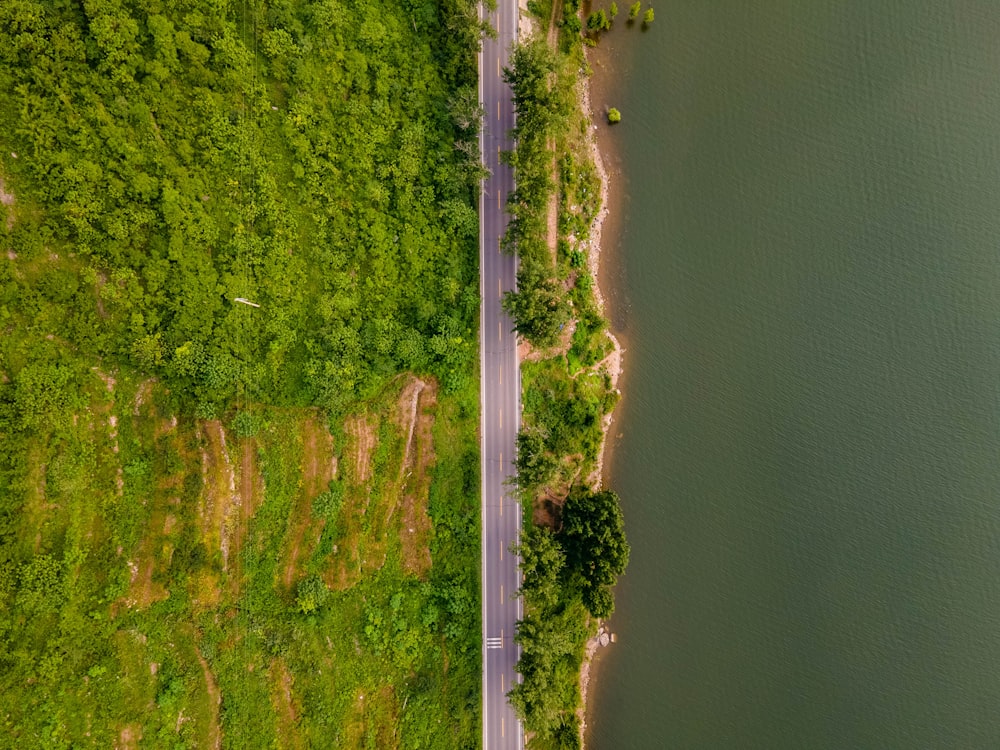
top-left (560, 489), bottom-right (630, 617)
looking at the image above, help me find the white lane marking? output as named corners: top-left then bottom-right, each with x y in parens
top-left (500, 584), bottom-right (504, 603)
top-left (500, 539), bottom-right (504, 560)
top-left (498, 320), bottom-right (502, 342)
top-left (502, 717), bottom-right (505, 738)
top-left (498, 277), bottom-right (501, 299)
top-left (501, 671), bottom-right (505, 692)
top-left (497, 100), bottom-right (500, 120)
top-left (497, 57), bottom-right (500, 77)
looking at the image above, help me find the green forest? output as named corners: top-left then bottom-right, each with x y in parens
top-left (0, 0), bottom-right (484, 747)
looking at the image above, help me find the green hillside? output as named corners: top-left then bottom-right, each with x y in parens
top-left (0, 1), bottom-right (483, 746)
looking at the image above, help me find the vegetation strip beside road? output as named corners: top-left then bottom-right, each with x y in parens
top-left (501, 3), bottom-right (630, 748)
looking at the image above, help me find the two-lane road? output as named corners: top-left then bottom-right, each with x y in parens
top-left (479, 1), bottom-right (522, 748)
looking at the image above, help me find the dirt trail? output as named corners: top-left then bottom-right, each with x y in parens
top-left (269, 658), bottom-right (304, 750)
top-left (346, 414), bottom-right (377, 485)
top-left (196, 648), bottom-right (223, 750)
top-left (396, 378), bottom-right (437, 577)
top-left (281, 414), bottom-right (336, 590)
top-left (0, 175), bottom-right (14, 230)
top-left (198, 420), bottom-right (237, 570)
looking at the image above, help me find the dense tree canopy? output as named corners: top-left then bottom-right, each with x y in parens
top-left (0, 0), bottom-right (483, 415)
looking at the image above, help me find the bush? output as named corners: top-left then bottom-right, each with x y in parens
top-left (607, 108), bottom-right (621, 124)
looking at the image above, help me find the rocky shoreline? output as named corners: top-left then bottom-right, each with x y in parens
top-left (578, 47), bottom-right (624, 747)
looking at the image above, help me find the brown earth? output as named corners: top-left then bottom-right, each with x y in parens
top-left (239, 437), bottom-right (264, 528)
top-left (342, 685), bottom-right (399, 749)
top-left (269, 657), bottom-right (304, 750)
top-left (327, 376), bottom-right (437, 588)
top-left (117, 724), bottom-right (142, 750)
top-left (196, 647), bottom-right (223, 750)
top-left (396, 378), bottom-right (437, 578)
top-left (345, 412), bottom-right (377, 485)
top-left (280, 413), bottom-right (336, 590)
top-left (197, 420), bottom-right (237, 571)
top-left (327, 411), bottom-right (380, 590)
top-left (0, 175), bottom-right (15, 231)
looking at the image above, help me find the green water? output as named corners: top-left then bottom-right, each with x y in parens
top-left (588, 3), bottom-right (1000, 747)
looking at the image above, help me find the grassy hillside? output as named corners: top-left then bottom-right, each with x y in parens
top-left (0, 1), bottom-right (483, 747)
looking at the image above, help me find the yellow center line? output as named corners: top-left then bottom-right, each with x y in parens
top-left (500, 584), bottom-right (504, 603)
top-left (499, 408), bottom-right (502, 429)
top-left (498, 277), bottom-right (501, 298)
top-left (501, 671), bottom-right (505, 692)
top-left (497, 57), bottom-right (500, 76)
top-left (498, 320), bottom-right (502, 341)
top-left (499, 363), bottom-right (502, 385)
top-left (502, 717), bottom-right (505, 738)
top-left (500, 539), bottom-right (504, 560)
top-left (497, 100), bottom-right (500, 120)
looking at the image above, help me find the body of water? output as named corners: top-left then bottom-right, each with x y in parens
top-left (588, 3), bottom-right (1000, 747)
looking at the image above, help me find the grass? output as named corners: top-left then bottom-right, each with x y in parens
top-left (0, 373), bottom-right (481, 748)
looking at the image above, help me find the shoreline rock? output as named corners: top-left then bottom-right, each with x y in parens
top-left (577, 45), bottom-right (624, 748)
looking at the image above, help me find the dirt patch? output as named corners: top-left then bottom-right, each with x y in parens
top-left (239, 438), bottom-right (263, 527)
top-left (301, 412), bottom-right (337, 498)
top-left (546, 0), bottom-right (561, 47)
top-left (327, 412), bottom-right (380, 589)
top-left (342, 685), bottom-right (399, 749)
top-left (196, 648), bottom-right (223, 750)
top-left (117, 723), bottom-right (142, 750)
top-left (24, 443), bottom-right (48, 553)
top-left (133, 378), bottom-right (156, 416)
top-left (345, 414), bottom-right (377, 485)
top-left (197, 420), bottom-right (237, 571)
top-left (533, 490), bottom-right (565, 530)
top-left (269, 658), bottom-right (304, 750)
top-left (0, 176), bottom-right (15, 231)
top-left (281, 413), bottom-right (336, 590)
top-left (396, 378), bottom-right (437, 577)
top-left (518, 316), bottom-right (576, 362)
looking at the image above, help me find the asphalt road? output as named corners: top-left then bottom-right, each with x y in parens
top-left (479, 2), bottom-right (523, 748)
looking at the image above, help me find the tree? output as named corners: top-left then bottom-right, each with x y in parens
top-left (295, 574), bottom-right (329, 614)
top-left (515, 526), bottom-right (565, 610)
top-left (503, 276), bottom-right (571, 349)
top-left (609, 1), bottom-right (619, 20)
top-left (643, 7), bottom-right (654, 25)
top-left (516, 428), bottom-right (559, 488)
top-left (560, 489), bottom-right (629, 618)
top-left (587, 9), bottom-right (611, 32)
top-left (607, 108), bottom-right (621, 124)
top-left (628, 0), bottom-right (641, 20)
